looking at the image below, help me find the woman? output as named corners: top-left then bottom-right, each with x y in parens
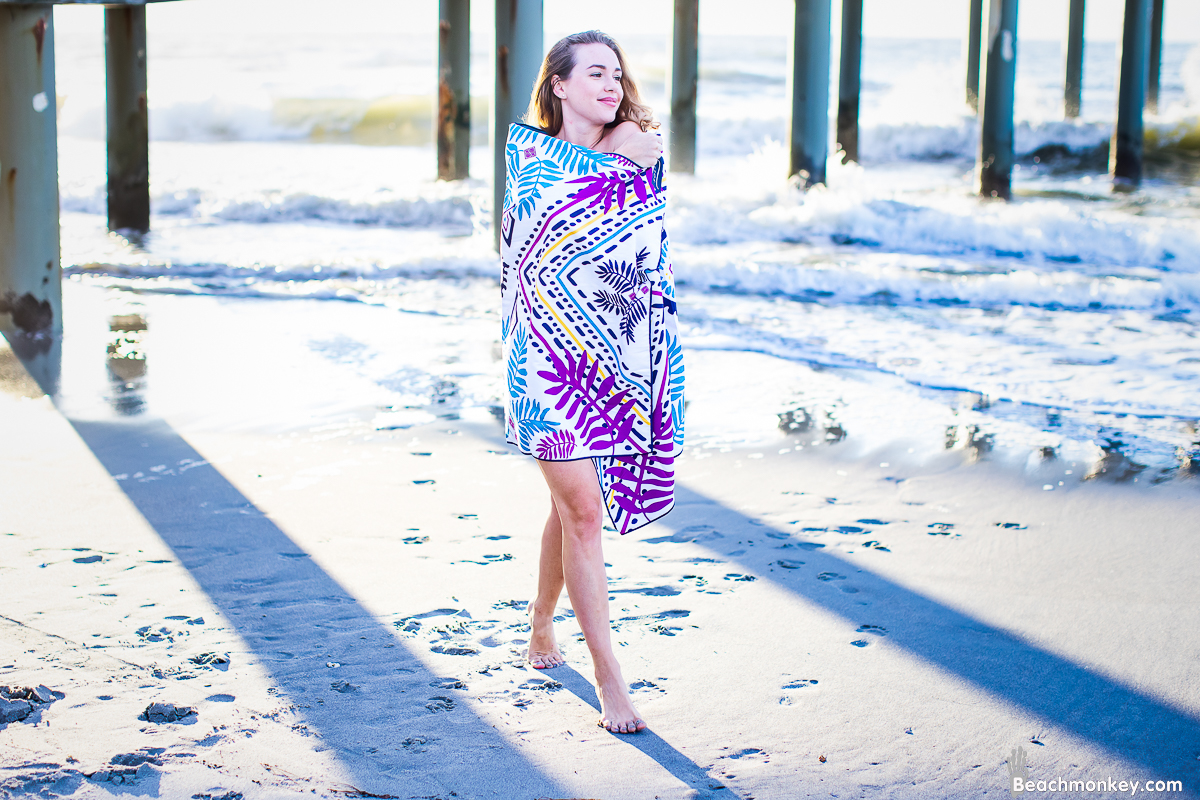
top-left (499, 30), bottom-right (685, 735)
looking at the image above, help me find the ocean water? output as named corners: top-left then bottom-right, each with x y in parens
top-left (47, 9), bottom-right (1200, 483)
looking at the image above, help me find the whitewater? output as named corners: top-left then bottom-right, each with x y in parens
top-left (47, 10), bottom-right (1200, 481)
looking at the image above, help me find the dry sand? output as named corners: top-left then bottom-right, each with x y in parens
top-left (1, 286), bottom-right (1198, 800)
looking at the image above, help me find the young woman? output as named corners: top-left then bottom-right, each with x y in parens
top-left (499, 30), bottom-right (684, 735)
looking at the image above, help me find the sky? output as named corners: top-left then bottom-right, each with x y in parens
top-left (551, 0), bottom-right (1198, 41)
top-left (552, 0), bottom-right (1197, 41)
top-left (70, 0), bottom-right (1196, 43)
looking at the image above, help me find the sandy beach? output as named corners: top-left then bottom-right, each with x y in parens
top-left (2, 282), bottom-right (1198, 799)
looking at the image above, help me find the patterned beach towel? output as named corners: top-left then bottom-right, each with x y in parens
top-left (500, 123), bottom-right (685, 534)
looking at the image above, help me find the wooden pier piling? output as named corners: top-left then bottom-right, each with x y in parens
top-left (105, 5), bottom-right (150, 233)
top-left (787, 0), bottom-right (831, 186)
top-left (438, 0), bottom-right (470, 181)
top-left (836, 0), bottom-right (862, 163)
top-left (1111, 0), bottom-right (1152, 191)
top-left (1064, 0), bottom-right (1085, 118)
top-left (1146, 0), bottom-right (1163, 113)
top-left (976, 0), bottom-right (1019, 200)
top-left (966, 0), bottom-right (984, 113)
top-left (0, 5), bottom-right (61, 336)
top-left (492, 0), bottom-right (542, 248)
top-left (668, 0), bottom-right (699, 174)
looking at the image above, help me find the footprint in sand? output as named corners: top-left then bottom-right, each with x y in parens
top-left (850, 640), bottom-right (870, 647)
top-left (424, 696), bottom-right (455, 713)
top-left (402, 535), bottom-right (429, 544)
top-left (330, 681), bottom-right (359, 693)
top-left (73, 555), bottom-right (103, 564)
top-left (629, 678), bottom-right (667, 695)
top-left (610, 585), bottom-right (682, 596)
top-left (643, 525), bottom-right (724, 544)
top-left (994, 522), bottom-right (1027, 529)
top-left (723, 574), bottom-right (756, 582)
top-left (860, 540), bottom-right (890, 551)
top-left (856, 624), bottom-right (887, 636)
top-left (857, 518), bottom-right (890, 525)
top-left (430, 644), bottom-right (479, 656)
top-left (816, 572), bottom-right (845, 582)
top-left (927, 522), bottom-right (956, 535)
top-left (518, 678), bottom-right (562, 691)
top-left (776, 559), bottom-right (804, 569)
top-left (779, 678), bottom-right (818, 705)
top-left (402, 735), bottom-right (436, 752)
top-left (832, 526), bottom-right (864, 534)
top-left (430, 678), bottom-right (466, 690)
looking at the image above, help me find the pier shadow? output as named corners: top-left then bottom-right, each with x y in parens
top-left (553, 666), bottom-right (741, 799)
top-left (65, 414), bottom-right (569, 798)
top-left (6, 334), bottom-right (751, 800)
top-left (656, 484), bottom-right (1200, 791)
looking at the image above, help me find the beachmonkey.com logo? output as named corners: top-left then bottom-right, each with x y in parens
top-left (1008, 746), bottom-right (1031, 798)
top-left (1006, 744), bottom-right (1184, 795)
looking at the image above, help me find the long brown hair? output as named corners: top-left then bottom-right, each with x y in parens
top-left (525, 30), bottom-right (657, 136)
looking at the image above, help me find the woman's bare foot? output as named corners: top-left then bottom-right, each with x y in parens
top-left (525, 601), bottom-right (565, 669)
top-left (595, 669), bottom-right (647, 734)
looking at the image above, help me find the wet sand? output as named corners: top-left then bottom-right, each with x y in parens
top-left (1, 285), bottom-right (1198, 799)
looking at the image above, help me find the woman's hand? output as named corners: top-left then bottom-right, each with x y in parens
top-left (612, 129), bottom-right (663, 168)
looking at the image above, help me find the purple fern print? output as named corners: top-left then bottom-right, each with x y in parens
top-left (535, 430), bottom-right (577, 460)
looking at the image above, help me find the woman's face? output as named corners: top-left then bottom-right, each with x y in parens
top-left (552, 42), bottom-right (623, 126)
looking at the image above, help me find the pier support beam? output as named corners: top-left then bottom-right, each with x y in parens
top-left (966, 0), bottom-right (983, 112)
top-left (976, 0), bottom-right (1019, 200)
top-left (836, 0), bottom-right (862, 163)
top-left (105, 5), bottom-right (149, 233)
top-left (787, 0), bottom-right (831, 186)
top-left (1146, 0), bottom-right (1163, 113)
top-left (668, 0), bottom-right (698, 174)
top-left (1064, 0), bottom-right (1085, 118)
top-left (438, 0), bottom-right (470, 181)
top-left (0, 5), bottom-right (61, 336)
top-left (1111, 0), bottom-right (1152, 192)
top-left (492, 0), bottom-right (542, 248)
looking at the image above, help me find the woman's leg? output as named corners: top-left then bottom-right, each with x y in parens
top-left (537, 458), bottom-right (645, 734)
top-left (526, 498), bottom-right (566, 668)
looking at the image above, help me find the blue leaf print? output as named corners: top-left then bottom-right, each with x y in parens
top-left (512, 396), bottom-right (559, 451)
top-left (509, 125), bottom-right (614, 176)
top-left (666, 332), bottom-right (685, 404)
top-left (504, 143), bottom-right (520, 215)
top-left (507, 325), bottom-right (528, 399)
top-left (516, 155), bottom-right (564, 221)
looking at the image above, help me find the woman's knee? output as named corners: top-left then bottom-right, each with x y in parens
top-left (556, 495), bottom-right (603, 537)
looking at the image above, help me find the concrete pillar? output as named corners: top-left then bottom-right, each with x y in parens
top-left (1111, 0), bottom-right (1152, 191)
top-left (0, 5), bottom-right (61, 336)
top-left (976, 0), bottom-right (1019, 200)
top-left (493, 0), bottom-right (542, 248)
top-left (438, 0), bottom-right (470, 181)
top-left (1147, 0), bottom-right (1163, 113)
top-left (787, 0), bottom-right (831, 186)
top-left (105, 5), bottom-right (150, 233)
top-left (668, 0), bottom-right (698, 174)
top-left (966, 0), bottom-right (983, 113)
top-left (836, 0), bottom-right (862, 163)
top-left (1064, 0), bottom-right (1085, 118)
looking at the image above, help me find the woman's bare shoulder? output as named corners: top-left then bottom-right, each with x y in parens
top-left (603, 120), bottom-right (644, 149)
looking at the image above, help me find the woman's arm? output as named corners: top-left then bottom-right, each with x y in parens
top-left (607, 121), bottom-right (662, 168)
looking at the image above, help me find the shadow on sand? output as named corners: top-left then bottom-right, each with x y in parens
top-left (654, 484), bottom-right (1200, 791)
top-left (9, 336), bottom-right (741, 799)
